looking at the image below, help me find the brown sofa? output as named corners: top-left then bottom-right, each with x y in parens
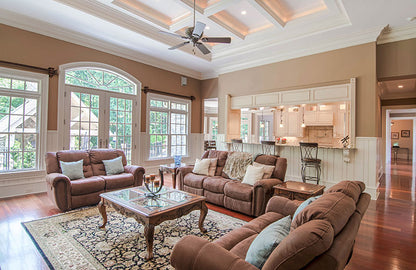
top-left (171, 180), bottom-right (370, 270)
top-left (45, 149), bottom-right (145, 211)
top-left (176, 150), bottom-right (287, 216)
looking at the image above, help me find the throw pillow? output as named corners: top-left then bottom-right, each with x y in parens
top-left (245, 215), bottom-right (292, 269)
top-left (253, 162), bottom-right (275, 179)
top-left (60, 159), bottom-right (84, 180)
top-left (192, 159), bottom-right (211, 175)
top-left (292, 195), bottom-right (322, 219)
top-left (207, 158), bottom-right (218, 177)
top-left (102, 156), bottom-right (124, 175)
top-left (242, 165), bottom-right (264, 185)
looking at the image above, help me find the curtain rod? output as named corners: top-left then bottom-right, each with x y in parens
top-left (142, 86), bottom-right (195, 101)
top-left (0, 60), bottom-right (58, 77)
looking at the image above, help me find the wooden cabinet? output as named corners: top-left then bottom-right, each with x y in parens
top-left (231, 96), bottom-right (253, 109)
top-left (275, 111), bottom-right (303, 137)
top-left (304, 111), bottom-right (333, 126)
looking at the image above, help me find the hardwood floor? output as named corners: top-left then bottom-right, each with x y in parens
top-left (0, 161), bottom-right (415, 269)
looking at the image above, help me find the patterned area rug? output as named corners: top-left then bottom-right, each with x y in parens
top-left (22, 206), bottom-right (246, 270)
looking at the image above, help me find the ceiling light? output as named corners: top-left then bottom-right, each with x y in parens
top-left (398, 85), bottom-right (404, 88)
top-left (205, 26), bottom-right (210, 30)
top-left (241, 10), bottom-right (247, 15)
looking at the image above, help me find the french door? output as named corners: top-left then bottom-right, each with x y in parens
top-left (63, 85), bottom-right (139, 164)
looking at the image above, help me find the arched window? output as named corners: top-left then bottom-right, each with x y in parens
top-left (59, 63), bottom-right (141, 164)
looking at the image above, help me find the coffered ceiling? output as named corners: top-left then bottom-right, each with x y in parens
top-left (1, 0), bottom-right (416, 79)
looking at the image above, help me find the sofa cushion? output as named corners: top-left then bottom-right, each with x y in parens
top-left (291, 192), bottom-right (356, 235)
top-left (244, 212), bottom-right (285, 233)
top-left (89, 149), bottom-right (127, 176)
top-left (230, 234), bottom-right (257, 259)
top-left (223, 152), bottom-right (253, 181)
top-left (60, 159), bottom-right (85, 180)
top-left (292, 195), bottom-right (321, 219)
top-left (206, 150), bottom-right (229, 176)
top-left (71, 176), bottom-right (105, 196)
top-left (102, 173), bottom-right (134, 190)
top-left (203, 176), bottom-right (231, 193)
top-left (254, 154), bottom-right (278, 166)
top-left (224, 181), bottom-right (253, 202)
top-left (57, 150), bottom-right (93, 178)
top-left (325, 180), bottom-right (365, 203)
top-left (184, 173), bottom-right (207, 189)
top-left (253, 162), bottom-right (275, 179)
top-left (193, 158), bottom-right (211, 175)
top-left (262, 220), bottom-right (334, 270)
top-left (246, 215), bottom-right (292, 269)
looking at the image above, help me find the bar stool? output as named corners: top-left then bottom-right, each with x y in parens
top-left (299, 142), bottom-right (321, 184)
top-left (231, 139), bottom-right (244, 152)
top-left (261, 140), bottom-right (276, 155)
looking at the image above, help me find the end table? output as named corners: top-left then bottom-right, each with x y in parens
top-left (160, 163), bottom-right (190, 189)
top-left (273, 181), bottom-right (325, 201)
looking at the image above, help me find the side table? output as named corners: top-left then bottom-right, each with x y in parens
top-left (273, 181), bottom-right (325, 201)
top-left (160, 163), bottom-right (190, 189)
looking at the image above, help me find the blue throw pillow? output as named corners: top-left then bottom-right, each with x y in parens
top-left (293, 195), bottom-right (322, 219)
top-left (102, 156), bottom-right (124, 175)
top-left (60, 159), bottom-right (84, 180)
top-left (245, 215), bottom-right (292, 269)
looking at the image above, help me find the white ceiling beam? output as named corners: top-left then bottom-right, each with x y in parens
top-left (247, 0), bottom-right (286, 29)
top-left (203, 0), bottom-right (239, 17)
top-left (169, 16), bottom-right (193, 32)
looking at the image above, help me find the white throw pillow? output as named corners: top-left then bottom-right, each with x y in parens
top-left (242, 165), bottom-right (264, 185)
top-left (207, 158), bottom-right (218, 176)
top-left (59, 159), bottom-right (84, 180)
top-left (253, 162), bottom-right (275, 179)
top-left (192, 159), bottom-right (211, 175)
top-left (102, 156), bottom-right (124, 175)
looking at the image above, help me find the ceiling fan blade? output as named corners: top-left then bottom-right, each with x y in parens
top-left (169, 41), bottom-right (190, 50)
top-left (159, 30), bottom-right (188, 39)
top-left (196, 42), bottom-right (211, 55)
top-left (201, 37), bottom-right (231, 43)
top-left (192, 21), bottom-right (206, 38)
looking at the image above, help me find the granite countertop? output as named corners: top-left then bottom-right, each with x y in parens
top-left (225, 141), bottom-right (355, 150)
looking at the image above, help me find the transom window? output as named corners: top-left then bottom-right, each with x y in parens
top-left (0, 71), bottom-right (46, 172)
top-left (148, 94), bottom-right (190, 159)
top-left (65, 68), bottom-right (135, 94)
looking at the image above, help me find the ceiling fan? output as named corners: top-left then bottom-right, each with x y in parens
top-left (159, 0), bottom-right (231, 55)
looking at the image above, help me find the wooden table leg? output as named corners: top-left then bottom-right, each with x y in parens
top-left (172, 168), bottom-right (177, 189)
top-left (199, 201), bottom-right (208, 233)
top-left (98, 198), bottom-right (107, 229)
top-left (144, 224), bottom-right (155, 260)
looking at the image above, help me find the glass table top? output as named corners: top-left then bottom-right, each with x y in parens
top-left (100, 186), bottom-right (197, 214)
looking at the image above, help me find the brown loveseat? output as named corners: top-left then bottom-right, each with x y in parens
top-left (171, 181), bottom-right (370, 270)
top-left (176, 150), bottom-right (287, 216)
top-left (45, 149), bottom-right (145, 212)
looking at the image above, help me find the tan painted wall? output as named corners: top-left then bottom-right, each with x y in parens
top-left (0, 24), bottom-right (202, 133)
top-left (377, 38), bottom-right (416, 80)
top-left (216, 42), bottom-right (378, 137)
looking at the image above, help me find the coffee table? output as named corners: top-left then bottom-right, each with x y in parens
top-left (273, 181), bottom-right (325, 201)
top-left (98, 186), bottom-right (208, 260)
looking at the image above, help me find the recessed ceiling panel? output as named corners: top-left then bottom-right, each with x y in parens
top-left (113, 0), bottom-right (191, 28)
top-left (224, 0), bottom-right (272, 33)
top-left (257, 0), bottom-right (327, 22)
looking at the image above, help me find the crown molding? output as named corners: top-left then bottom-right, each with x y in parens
top-left (216, 26), bottom-right (383, 75)
top-left (377, 24), bottom-right (416, 45)
top-left (0, 10), bottom-right (204, 80)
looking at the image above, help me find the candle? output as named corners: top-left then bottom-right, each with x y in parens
top-left (145, 175), bottom-right (150, 184)
top-left (150, 174), bottom-right (156, 181)
top-left (154, 180), bottom-right (160, 188)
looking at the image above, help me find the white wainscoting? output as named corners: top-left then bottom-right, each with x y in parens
top-left (216, 135), bottom-right (381, 199)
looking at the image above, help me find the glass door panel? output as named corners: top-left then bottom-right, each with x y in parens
top-left (69, 92), bottom-right (100, 150)
top-left (108, 97), bottom-right (133, 163)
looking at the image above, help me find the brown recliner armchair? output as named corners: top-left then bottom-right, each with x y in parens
top-left (45, 149), bottom-right (145, 212)
top-left (170, 181), bottom-right (370, 270)
top-left (176, 150), bottom-right (287, 216)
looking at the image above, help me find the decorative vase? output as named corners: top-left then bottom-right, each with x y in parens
top-left (174, 155), bottom-right (182, 166)
top-left (144, 169), bottom-right (164, 197)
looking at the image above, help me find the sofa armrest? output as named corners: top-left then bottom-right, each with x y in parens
top-left (46, 173), bottom-right (71, 211)
top-left (124, 165), bottom-right (145, 186)
top-left (171, 235), bottom-right (258, 270)
top-left (251, 178), bottom-right (283, 216)
top-left (265, 196), bottom-right (299, 217)
top-left (176, 166), bottom-right (194, 190)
